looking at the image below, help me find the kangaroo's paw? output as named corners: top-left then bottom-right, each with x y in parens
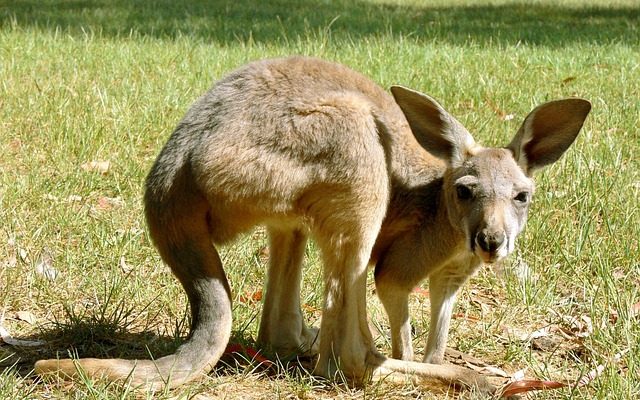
top-left (260, 324), bottom-right (320, 359)
top-left (368, 353), bottom-right (496, 396)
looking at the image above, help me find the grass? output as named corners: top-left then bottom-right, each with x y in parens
top-left (0, 0), bottom-right (638, 398)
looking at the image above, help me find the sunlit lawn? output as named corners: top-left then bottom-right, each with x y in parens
top-left (0, 1), bottom-right (638, 398)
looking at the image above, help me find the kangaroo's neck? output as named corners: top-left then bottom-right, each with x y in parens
top-left (370, 109), bottom-right (466, 263)
top-left (371, 171), bottom-right (460, 263)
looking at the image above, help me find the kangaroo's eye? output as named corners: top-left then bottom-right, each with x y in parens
top-left (514, 191), bottom-right (529, 203)
top-left (456, 185), bottom-right (474, 200)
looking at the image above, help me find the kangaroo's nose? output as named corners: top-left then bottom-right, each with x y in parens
top-left (476, 230), bottom-right (505, 253)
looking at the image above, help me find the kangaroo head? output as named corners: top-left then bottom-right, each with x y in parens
top-left (391, 86), bottom-right (591, 263)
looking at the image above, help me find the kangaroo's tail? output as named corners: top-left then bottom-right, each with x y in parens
top-left (35, 126), bottom-right (232, 390)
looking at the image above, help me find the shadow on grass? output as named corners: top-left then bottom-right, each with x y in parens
top-left (1, 320), bottom-right (181, 377)
top-left (1, 321), bottom-right (297, 382)
top-left (1, 0), bottom-right (638, 46)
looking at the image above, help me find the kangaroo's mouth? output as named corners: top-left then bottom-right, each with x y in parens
top-left (474, 248), bottom-right (501, 264)
top-left (471, 235), bottom-right (509, 264)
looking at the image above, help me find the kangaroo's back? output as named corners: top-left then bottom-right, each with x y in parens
top-left (180, 56), bottom-right (406, 151)
top-left (146, 56), bottom-right (425, 244)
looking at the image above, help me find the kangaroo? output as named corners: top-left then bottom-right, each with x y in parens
top-left (34, 56), bottom-right (590, 395)
top-left (374, 85), bottom-right (592, 364)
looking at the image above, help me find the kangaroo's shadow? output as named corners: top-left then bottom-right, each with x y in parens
top-left (1, 320), bottom-right (311, 382)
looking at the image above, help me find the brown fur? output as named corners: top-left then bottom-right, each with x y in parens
top-left (35, 57), bottom-right (590, 394)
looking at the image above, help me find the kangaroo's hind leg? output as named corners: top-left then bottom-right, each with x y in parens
top-left (310, 187), bottom-right (390, 383)
top-left (313, 228), bottom-right (380, 382)
top-left (258, 226), bottom-right (319, 357)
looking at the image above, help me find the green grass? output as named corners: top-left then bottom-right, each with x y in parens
top-left (0, 0), bottom-right (638, 398)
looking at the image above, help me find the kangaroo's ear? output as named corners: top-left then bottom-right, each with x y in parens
top-left (508, 98), bottom-right (591, 175)
top-left (391, 85), bottom-right (477, 166)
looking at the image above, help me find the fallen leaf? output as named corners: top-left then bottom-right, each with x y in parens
top-left (511, 369), bottom-right (526, 381)
top-left (468, 290), bottom-right (494, 316)
top-left (67, 195), bottom-right (83, 202)
top-left (632, 302), bottom-right (640, 316)
top-left (412, 287), bottom-right (429, 297)
top-left (578, 349), bottom-right (629, 386)
top-left (9, 138), bottom-right (22, 151)
top-left (3, 239), bottom-right (18, 268)
top-left (119, 256), bottom-right (132, 273)
top-left (499, 350), bottom-right (629, 397)
top-left (531, 335), bottom-right (564, 352)
top-left (43, 194), bottom-right (83, 204)
top-left (35, 251), bottom-right (58, 281)
top-left (612, 268), bottom-right (626, 280)
top-left (559, 314), bottom-right (593, 338)
top-left (453, 313), bottom-right (481, 322)
top-left (224, 343), bottom-right (273, 368)
top-left (609, 301), bottom-right (640, 323)
top-left (500, 379), bottom-right (566, 397)
top-left (446, 348), bottom-right (485, 365)
top-left (446, 348), bottom-right (507, 376)
top-left (257, 246), bottom-right (270, 262)
top-left (239, 290), bottom-right (262, 304)
top-left (43, 193), bottom-right (59, 202)
top-left (562, 76), bottom-right (577, 85)
top-left (15, 311), bottom-right (37, 325)
top-left (81, 160), bottom-right (110, 174)
top-left (501, 324), bottom-right (553, 342)
top-left (302, 303), bottom-right (321, 313)
top-left (0, 324), bottom-right (45, 347)
top-left (95, 196), bottom-right (124, 211)
top-left (469, 288), bottom-right (499, 306)
top-left (579, 364), bottom-right (606, 386)
top-left (2, 255), bottom-right (17, 269)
